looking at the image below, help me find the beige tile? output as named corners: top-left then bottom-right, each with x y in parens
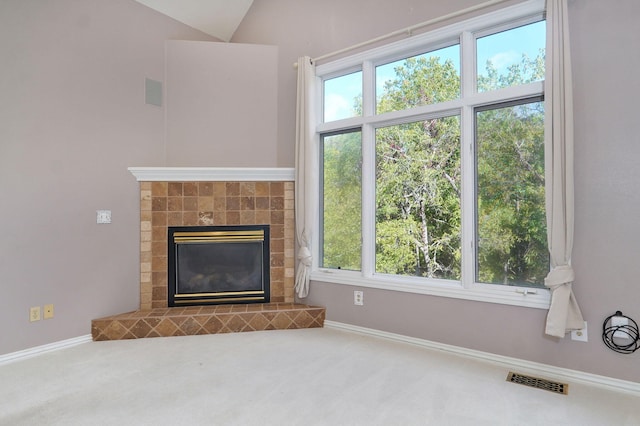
top-left (152, 197), bottom-right (167, 211)
top-left (167, 212), bottom-right (183, 226)
top-left (226, 182), bottom-right (240, 196)
top-left (151, 182), bottom-right (167, 196)
top-left (199, 182), bottom-right (214, 196)
top-left (184, 182), bottom-right (198, 196)
top-left (255, 182), bottom-right (270, 196)
top-left (240, 182), bottom-right (255, 196)
top-left (198, 197), bottom-right (213, 211)
top-left (167, 197), bottom-right (183, 211)
top-left (168, 182), bottom-right (183, 197)
top-left (183, 212), bottom-right (198, 226)
top-left (240, 211), bottom-right (256, 224)
top-left (212, 182), bottom-right (226, 196)
top-left (152, 212), bottom-right (167, 226)
top-left (183, 197), bottom-right (198, 211)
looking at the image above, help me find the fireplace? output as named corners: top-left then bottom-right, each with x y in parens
top-left (90, 169), bottom-right (326, 342)
top-left (168, 225), bottom-right (270, 306)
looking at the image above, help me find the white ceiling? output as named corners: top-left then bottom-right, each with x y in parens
top-left (134, 0), bottom-right (254, 42)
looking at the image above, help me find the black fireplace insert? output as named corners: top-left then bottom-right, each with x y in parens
top-left (168, 225), bottom-right (270, 306)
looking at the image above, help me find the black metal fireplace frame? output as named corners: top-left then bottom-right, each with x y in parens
top-left (167, 225), bottom-right (270, 307)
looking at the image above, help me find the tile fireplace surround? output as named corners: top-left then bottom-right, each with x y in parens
top-left (91, 167), bottom-right (325, 341)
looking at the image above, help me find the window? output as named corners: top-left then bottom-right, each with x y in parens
top-left (476, 99), bottom-right (547, 287)
top-left (321, 130), bottom-right (362, 270)
top-left (376, 44), bottom-right (460, 113)
top-left (324, 71), bottom-right (362, 122)
top-left (375, 116), bottom-right (461, 279)
top-left (315, 0), bottom-right (549, 308)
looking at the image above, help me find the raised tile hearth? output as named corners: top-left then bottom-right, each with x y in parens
top-left (92, 303), bottom-right (325, 341)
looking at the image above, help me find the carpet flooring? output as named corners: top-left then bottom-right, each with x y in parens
top-left (0, 327), bottom-right (638, 425)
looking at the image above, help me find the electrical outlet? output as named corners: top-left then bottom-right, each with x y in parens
top-left (30, 306), bottom-right (41, 322)
top-left (354, 290), bottom-right (364, 306)
top-left (570, 321), bottom-right (588, 342)
top-left (44, 304), bottom-right (54, 320)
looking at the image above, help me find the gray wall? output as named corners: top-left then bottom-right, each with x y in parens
top-left (165, 40), bottom-right (278, 167)
top-left (233, 0), bottom-right (640, 382)
top-left (0, 0), bottom-right (216, 354)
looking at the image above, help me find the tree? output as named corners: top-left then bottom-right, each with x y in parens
top-left (375, 56), bottom-right (461, 279)
top-left (476, 50), bottom-right (548, 286)
top-left (322, 131), bottom-right (362, 270)
top-left (322, 49), bottom-right (548, 286)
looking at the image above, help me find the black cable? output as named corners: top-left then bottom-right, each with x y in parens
top-left (602, 311), bottom-right (640, 354)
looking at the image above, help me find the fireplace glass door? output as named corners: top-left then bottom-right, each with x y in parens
top-left (168, 225), bottom-right (270, 306)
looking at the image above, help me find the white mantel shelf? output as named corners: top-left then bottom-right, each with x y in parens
top-left (128, 167), bottom-right (295, 182)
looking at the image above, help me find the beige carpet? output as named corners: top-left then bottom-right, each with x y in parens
top-left (0, 327), bottom-right (638, 425)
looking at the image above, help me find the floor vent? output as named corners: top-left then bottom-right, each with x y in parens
top-left (507, 372), bottom-right (568, 395)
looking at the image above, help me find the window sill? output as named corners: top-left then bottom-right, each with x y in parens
top-left (310, 270), bottom-right (551, 310)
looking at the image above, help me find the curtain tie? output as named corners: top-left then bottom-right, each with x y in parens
top-left (297, 246), bottom-right (312, 267)
top-left (544, 264), bottom-right (574, 290)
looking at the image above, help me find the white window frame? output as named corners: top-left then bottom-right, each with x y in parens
top-left (311, 0), bottom-right (550, 309)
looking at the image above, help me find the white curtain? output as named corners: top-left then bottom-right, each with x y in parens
top-left (543, 0), bottom-right (584, 337)
top-left (294, 56), bottom-right (317, 298)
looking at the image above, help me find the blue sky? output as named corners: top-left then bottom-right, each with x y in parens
top-left (324, 20), bottom-right (545, 122)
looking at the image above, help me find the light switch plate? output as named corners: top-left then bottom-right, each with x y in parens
top-left (96, 210), bottom-right (111, 224)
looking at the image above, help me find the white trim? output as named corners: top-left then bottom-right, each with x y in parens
top-left (324, 321), bottom-right (640, 397)
top-left (312, 272), bottom-right (551, 309)
top-left (0, 334), bottom-right (93, 366)
top-left (128, 167), bottom-right (295, 182)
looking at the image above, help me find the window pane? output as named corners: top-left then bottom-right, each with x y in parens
top-left (323, 71), bottom-right (362, 122)
top-left (476, 100), bottom-right (548, 286)
top-left (477, 20), bottom-right (545, 92)
top-left (321, 131), bottom-right (362, 270)
top-left (376, 45), bottom-right (460, 114)
top-left (375, 117), bottom-right (461, 279)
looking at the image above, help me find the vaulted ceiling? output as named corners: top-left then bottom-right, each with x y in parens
top-left (133, 0), bottom-right (254, 42)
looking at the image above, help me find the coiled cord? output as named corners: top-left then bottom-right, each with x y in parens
top-left (602, 311), bottom-right (640, 354)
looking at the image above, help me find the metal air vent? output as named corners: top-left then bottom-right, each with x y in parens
top-left (507, 372), bottom-right (568, 395)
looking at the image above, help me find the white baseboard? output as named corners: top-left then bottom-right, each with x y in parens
top-left (0, 335), bottom-right (93, 366)
top-left (324, 320), bottom-right (640, 397)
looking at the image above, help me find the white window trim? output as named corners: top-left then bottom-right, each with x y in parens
top-left (311, 0), bottom-right (550, 310)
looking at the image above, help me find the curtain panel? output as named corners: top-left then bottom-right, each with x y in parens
top-left (543, 0), bottom-right (584, 337)
top-left (294, 56), bottom-right (317, 298)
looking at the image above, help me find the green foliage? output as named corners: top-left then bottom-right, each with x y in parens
top-left (322, 132), bottom-right (362, 270)
top-left (375, 117), bottom-right (461, 279)
top-left (476, 102), bottom-right (548, 285)
top-left (322, 49), bottom-right (548, 286)
top-left (373, 56), bottom-right (461, 278)
top-left (475, 48), bottom-right (548, 286)
top-left (378, 56), bottom-right (460, 113)
top-left (478, 48), bottom-right (545, 91)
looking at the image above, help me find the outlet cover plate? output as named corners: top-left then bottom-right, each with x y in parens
top-left (44, 304), bottom-right (54, 320)
top-left (570, 321), bottom-right (588, 342)
top-left (30, 306), bottom-right (41, 322)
